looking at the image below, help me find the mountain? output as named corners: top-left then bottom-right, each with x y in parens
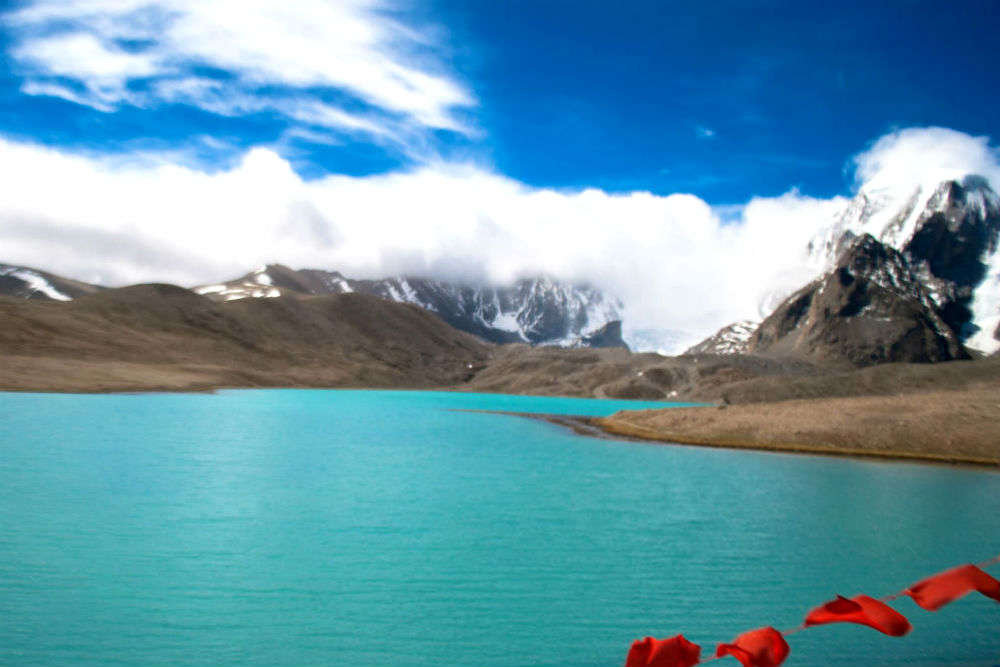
top-left (0, 284), bottom-right (489, 391)
top-left (748, 234), bottom-right (966, 365)
top-left (806, 175), bottom-right (1000, 354)
top-left (577, 320), bottom-right (627, 349)
top-left (194, 265), bottom-right (627, 348)
top-left (0, 263), bottom-right (102, 301)
top-left (684, 320), bottom-right (758, 355)
top-left (4, 270), bottom-right (995, 406)
top-left (693, 174), bottom-right (1000, 361)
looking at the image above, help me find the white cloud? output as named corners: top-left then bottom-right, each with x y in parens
top-left (14, 31), bottom-right (159, 90)
top-left (20, 80), bottom-right (117, 112)
top-left (0, 137), bottom-right (840, 340)
top-left (4, 0), bottom-right (475, 147)
top-left (696, 126), bottom-right (716, 139)
top-left (1, 127), bottom-right (997, 346)
top-left (277, 100), bottom-right (397, 139)
top-left (853, 126), bottom-right (1000, 194)
top-left (735, 190), bottom-right (848, 316)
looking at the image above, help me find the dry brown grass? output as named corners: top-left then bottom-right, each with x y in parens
top-left (598, 380), bottom-right (1000, 465)
top-left (0, 287), bottom-right (489, 392)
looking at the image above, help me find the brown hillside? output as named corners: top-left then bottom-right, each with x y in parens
top-left (0, 287), bottom-right (489, 392)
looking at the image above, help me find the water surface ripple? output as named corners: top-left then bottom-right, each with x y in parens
top-left (0, 389), bottom-right (997, 666)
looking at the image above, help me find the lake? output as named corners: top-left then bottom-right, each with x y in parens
top-left (0, 389), bottom-right (998, 667)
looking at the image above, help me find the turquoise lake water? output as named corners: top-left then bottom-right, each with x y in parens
top-left (0, 389), bottom-right (998, 667)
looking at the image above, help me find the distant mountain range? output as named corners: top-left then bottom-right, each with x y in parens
top-left (689, 174), bottom-right (1000, 362)
top-left (5, 173), bottom-right (999, 365)
top-left (4, 174), bottom-right (1000, 399)
top-left (0, 283), bottom-right (491, 392)
top-left (191, 265), bottom-right (628, 348)
top-left (0, 261), bottom-right (629, 350)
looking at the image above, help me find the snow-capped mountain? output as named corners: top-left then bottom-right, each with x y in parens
top-left (684, 320), bottom-right (758, 355)
top-left (805, 174), bottom-right (1000, 353)
top-left (749, 233), bottom-right (965, 365)
top-left (195, 265), bottom-right (626, 348)
top-left (0, 263), bottom-right (101, 301)
top-left (686, 173), bottom-right (999, 359)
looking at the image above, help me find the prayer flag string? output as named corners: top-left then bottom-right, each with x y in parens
top-left (624, 554), bottom-right (1000, 667)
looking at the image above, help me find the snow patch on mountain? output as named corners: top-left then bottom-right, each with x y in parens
top-left (0, 266), bottom-right (71, 300)
top-left (684, 320), bottom-right (758, 355)
top-left (194, 267), bottom-right (283, 300)
top-left (967, 248), bottom-right (1000, 354)
top-left (486, 309), bottom-right (529, 338)
top-left (314, 272), bottom-right (353, 293)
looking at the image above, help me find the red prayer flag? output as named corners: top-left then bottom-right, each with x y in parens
top-left (804, 594), bottom-right (911, 636)
top-left (625, 634), bottom-right (701, 667)
top-left (905, 564), bottom-right (1000, 611)
top-left (715, 626), bottom-right (789, 667)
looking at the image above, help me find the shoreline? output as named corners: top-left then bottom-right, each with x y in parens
top-left (0, 383), bottom-right (680, 404)
top-left (593, 416), bottom-right (1000, 468)
top-left (5, 381), bottom-right (998, 469)
top-left (474, 410), bottom-right (1000, 469)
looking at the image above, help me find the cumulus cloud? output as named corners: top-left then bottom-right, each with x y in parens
top-left (1, 127), bottom-right (998, 346)
top-left (0, 137), bottom-right (840, 341)
top-left (3, 0), bottom-right (475, 148)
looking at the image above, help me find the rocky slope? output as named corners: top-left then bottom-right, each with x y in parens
top-left (195, 265), bottom-right (626, 348)
top-left (748, 234), bottom-right (966, 366)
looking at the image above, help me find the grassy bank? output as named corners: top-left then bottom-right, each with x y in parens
top-left (594, 382), bottom-right (1000, 466)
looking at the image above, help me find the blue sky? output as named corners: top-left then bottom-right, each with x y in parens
top-left (2, 0), bottom-right (999, 343)
top-left (2, 0), bottom-right (997, 203)
top-left (435, 0), bottom-right (1000, 201)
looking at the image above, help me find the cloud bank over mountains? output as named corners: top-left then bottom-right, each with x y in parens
top-left (3, 127), bottom-right (997, 339)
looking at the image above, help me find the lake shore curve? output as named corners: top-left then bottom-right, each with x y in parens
top-left (488, 385), bottom-right (1000, 468)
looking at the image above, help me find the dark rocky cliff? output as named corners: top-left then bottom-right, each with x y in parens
top-left (748, 234), bottom-right (967, 366)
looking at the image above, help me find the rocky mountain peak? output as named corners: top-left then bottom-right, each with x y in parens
top-left (836, 233), bottom-right (928, 303)
top-left (804, 173), bottom-right (1000, 353)
top-left (901, 177), bottom-right (1000, 345)
top-left (934, 175), bottom-right (1000, 218)
top-left (749, 233), bottom-right (967, 366)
